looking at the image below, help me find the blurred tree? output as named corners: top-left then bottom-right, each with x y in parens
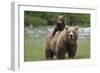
top-left (24, 11), bottom-right (90, 27)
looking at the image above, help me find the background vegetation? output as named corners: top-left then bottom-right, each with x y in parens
top-left (24, 11), bottom-right (90, 27)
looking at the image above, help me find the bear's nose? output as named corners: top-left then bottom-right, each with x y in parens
top-left (69, 32), bottom-right (74, 40)
top-left (70, 34), bottom-right (73, 40)
top-left (70, 34), bottom-right (73, 38)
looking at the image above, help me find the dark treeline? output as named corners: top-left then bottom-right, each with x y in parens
top-left (24, 11), bottom-right (90, 27)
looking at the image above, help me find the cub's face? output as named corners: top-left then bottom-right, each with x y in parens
top-left (65, 26), bottom-right (78, 43)
top-left (57, 16), bottom-right (65, 23)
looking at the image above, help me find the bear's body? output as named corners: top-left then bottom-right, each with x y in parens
top-left (44, 26), bottom-right (78, 59)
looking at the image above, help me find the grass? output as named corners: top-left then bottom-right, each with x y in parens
top-left (24, 33), bottom-right (46, 61)
top-left (76, 38), bottom-right (90, 59)
top-left (24, 32), bottom-right (90, 62)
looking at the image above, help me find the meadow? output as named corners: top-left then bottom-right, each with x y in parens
top-left (24, 26), bottom-right (90, 61)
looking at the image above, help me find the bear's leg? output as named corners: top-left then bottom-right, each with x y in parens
top-left (45, 49), bottom-right (54, 59)
top-left (68, 48), bottom-right (76, 58)
top-left (56, 48), bottom-right (66, 59)
top-left (68, 43), bottom-right (77, 58)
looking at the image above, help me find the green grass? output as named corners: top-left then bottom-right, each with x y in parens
top-left (24, 33), bottom-right (90, 61)
top-left (24, 33), bottom-right (46, 61)
top-left (76, 38), bottom-right (90, 59)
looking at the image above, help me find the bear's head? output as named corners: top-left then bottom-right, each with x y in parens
top-left (57, 15), bottom-right (65, 23)
top-left (63, 25), bottom-right (78, 44)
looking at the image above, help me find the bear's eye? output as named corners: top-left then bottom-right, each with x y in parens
top-left (68, 31), bottom-right (70, 33)
top-left (73, 31), bottom-right (75, 33)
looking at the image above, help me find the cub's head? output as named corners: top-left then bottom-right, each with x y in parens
top-left (57, 15), bottom-right (65, 23)
top-left (64, 25), bottom-right (78, 43)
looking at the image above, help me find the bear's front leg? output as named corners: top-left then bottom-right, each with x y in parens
top-left (68, 43), bottom-right (77, 58)
top-left (55, 48), bottom-right (66, 59)
top-left (45, 49), bottom-right (54, 59)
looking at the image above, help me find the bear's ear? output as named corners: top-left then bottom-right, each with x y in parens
top-left (65, 25), bottom-right (69, 30)
top-left (75, 26), bottom-right (78, 31)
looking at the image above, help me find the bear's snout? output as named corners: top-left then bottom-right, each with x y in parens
top-left (69, 32), bottom-right (74, 40)
top-left (70, 34), bottom-right (73, 39)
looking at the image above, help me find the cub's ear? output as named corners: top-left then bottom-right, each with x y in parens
top-left (65, 25), bottom-right (69, 30)
top-left (75, 26), bottom-right (78, 31)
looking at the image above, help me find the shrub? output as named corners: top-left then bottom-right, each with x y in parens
top-left (24, 15), bottom-right (47, 27)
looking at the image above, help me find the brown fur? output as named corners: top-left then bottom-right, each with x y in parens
top-left (52, 16), bottom-right (65, 37)
top-left (44, 26), bottom-right (78, 59)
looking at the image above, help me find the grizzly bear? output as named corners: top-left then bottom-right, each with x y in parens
top-left (44, 25), bottom-right (78, 59)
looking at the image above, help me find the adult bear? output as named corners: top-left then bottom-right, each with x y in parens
top-left (44, 25), bottom-right (78, 59)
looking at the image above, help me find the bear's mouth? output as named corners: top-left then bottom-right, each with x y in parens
top-left (70, 38), bottom-right (74, 40)
top-left (69, 38), bottom-right (74, 42)
top-left (69, 39), bottom-right (74, 44)
top-left (69, 35), bottom-right (74, 40)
